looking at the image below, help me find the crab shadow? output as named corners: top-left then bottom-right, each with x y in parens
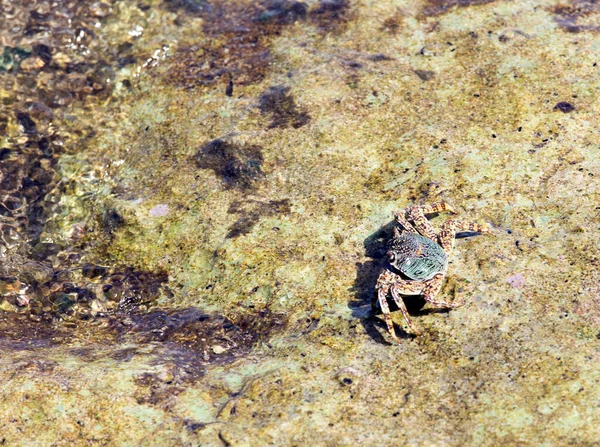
top-left (350, 220), bottom-right (465, 345)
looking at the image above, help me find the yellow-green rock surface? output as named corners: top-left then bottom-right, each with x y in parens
top-left (1, 0), bottom-right (599, 445)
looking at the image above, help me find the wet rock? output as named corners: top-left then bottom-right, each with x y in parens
top-left (258, 85), bottom-right (310, 129)
top-left (0, 46), bottom-right (32, 71)
top-left (19, 261), bottom-right (54, 286)
top-left (167, 0), bottom-right (307, 88)
top-left (336, 366), bottom-right (363, 386)
top-left (16, 112), bottom-right (37, 135)
top-left (19, 56), bottom-right (45, 72)
top-left (414, 69), bottom-right (435, 81)
top-left (195, 139), bottom-right (264, 189)
top-left (163, 0), bottom-right (213, 14)
top-left (421, 0), bottom-right (497, 17)
top-left (81, 264), bottom-right (108, 279)
top-left (31, 242), bottom-right (61, 261)
top-left (226, 199), bottom-right (291, 238)
top-left (310, 0), bottom-right (352, 30)
top-left (88, 63), bottom-right (115, 93)
top-left (550, 2), bottom-right (600, 33)
top-left (102, 209), bottom-right (125, 235)
top-left (257, 0), bottom-right (308, 24)
top-left (25, 102), bottom-right (54, 124)
top-left (554, 101), bottom-right (575, 112)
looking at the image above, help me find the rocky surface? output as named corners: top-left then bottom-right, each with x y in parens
top-left (1, 0), bottom-right (600, 445)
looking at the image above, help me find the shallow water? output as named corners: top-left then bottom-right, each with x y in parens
top-left (1, 0), bottom-right (600, 445)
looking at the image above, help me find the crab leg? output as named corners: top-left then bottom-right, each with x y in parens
top-left (394, 202), bottom-right (455, 242)
top-left (421, 274), bottom-right (465, 308)
top-left (416, 202), bottom-right (455, 215)
top-left (393, 209), bottom-right (419, 234)
top-left (438, 220), bottom-right (492, 255)
top-left (390, 285), bottom-right (422, 336)
top-left (375, 270), bottom-right (424, 340)
top-left (375, 286), bottom-right (401, 343)
top-left (406, 206), bottom-right (438, 241)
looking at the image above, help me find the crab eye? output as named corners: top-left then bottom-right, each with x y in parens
top-left (387, 250), bottom-right (396, 262)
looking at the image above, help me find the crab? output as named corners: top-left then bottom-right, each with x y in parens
top-left (373, 202), bottom-right (491, 342)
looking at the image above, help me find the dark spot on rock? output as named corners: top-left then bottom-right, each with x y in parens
top-left (550, 2), bottom-right (600, 33)
top-left (0, 314), bottom-right (68, 350)
top-left (3, 197), bottom-right (22, 211)
top-left (342, 377), bottom-right (353, 385)
top-left (26, 101), bottom-right (54, 123)
top-left (343, 60), bottom-right (363, 69)
top-left (414, 70), bottom-right (435, 81)
top-left (367, 53), bottom-right (393, 62)
top-left (82, 264), bottom-right (108, 278)
top-left (164, 0), bottom-right (213, 14)
top-left (0, 148), bottom-right (12, 160)
top-left (227, 199), bottom-right (291, 238)
top-left (382, 12), bottom-right (403, 34)
top-left (31, 242), bottom-right (62, 261)
top-left (227, 214), bottom-right (262, 239)
top-left (33, 44), bottom-right (52, 64)
top-left (257, 0), bottom-right (308, 25)
top-left (88, 63), bottom-right (115, 95)
top-left (103, 209), bottom-right (125, 235)
top-left (16, 112), bottom-right (37, 135)
top-left (166, 1), bottom-right (309, 88)
top-left (310, 0), bottom-right (351, 30)
top-left (421, 0), bottom-right (496, 17)
top-left (113, 269), bottom-right (171, 314)
top-left (134, 369), bottom-right (190, 405)
top-left (554, 101), bottom-right (575, 112)
top-left (24, 10), bottom-right (52, 35)
top-left (116, 43), bottom-right (136, 68)
top-left (109, 347), bottom-right (137, 362)
top-left (0, 204), bottom-right (12, 217)
top-left (117, 55), bottom-right (136, 68)
top-left (225, 77), bottom-right (234, 97)
top-left (184, 420), bottom-right (210, 432)
top-left (195, 139), bottom-right (264, 189)
top-left (258, 85), bottom-right (310, 128)
top-left (38, 137), bottom-right (51, 156)
top-left (76, 287), bottom-right (95, 302)
top-left (125, 307), bottom-right (286, 379)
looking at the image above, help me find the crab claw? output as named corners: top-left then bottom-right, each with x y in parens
top-left (418, 202), bottom-right (456, 215)
top-left (441, 202), bottom-right (457, 214)
top-left (479, 224), bottom-right (495, 235)
top-left (465, 223), bottom-right (493, 235)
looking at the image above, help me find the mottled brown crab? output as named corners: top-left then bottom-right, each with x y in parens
top-left (373, 202), bottom-right (491, 342)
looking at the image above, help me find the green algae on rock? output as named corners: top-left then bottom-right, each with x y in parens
top-left (2, 0), bottom-right (600, 445)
